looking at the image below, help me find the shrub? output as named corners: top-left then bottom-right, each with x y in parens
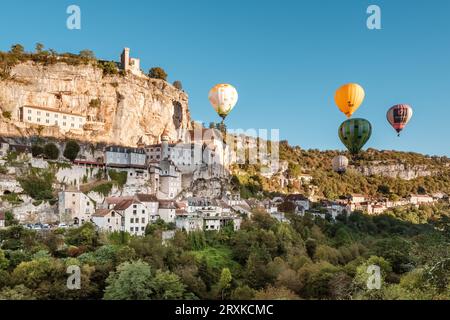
top-left (91, 182), bottom-right (113, 196)
top-left (63, 140), bottom-right (80, 161)
top-left (99, 61), bottom-right (118, 76)
top-left (89, 98), bottom-right (101, 108)
top-left (173, 80), bottom-right (182, 90)
top-left (2, 111), bottom-right (11, 120)
top-left (18, 169), bottom-right (55, 200)
top-left (43, 143), bottom-right (59, 160)
top-left (108, 170), bottom-right (128, 187)
top-left (148, 67), bottom-right (167, 81)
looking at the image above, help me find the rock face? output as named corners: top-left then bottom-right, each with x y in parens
top-left (355, 163), bottom-right (433, 180)
top-left (0, 61), bottom-right (191, 146)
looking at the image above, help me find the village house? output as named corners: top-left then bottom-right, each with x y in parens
top-left (135, 194), bottom-right (159, 223)
top-left (92, 209), bottom-right (123, 233)
top-left (0, 211), bottom-right (5, 228)
top-left (58, 190), bottom-right (96, 225)
top-left (113, 198), bottom-right (149, 236)
top-left (285, 194), bottom-right (311, 213)
top-left (408, 194), bottom-right (435, 205)
top-left (175, 210), bottom-right (203, 233)
top-left (158, 200), bottom-right (176, 224)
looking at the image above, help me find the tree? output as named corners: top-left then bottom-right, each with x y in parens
top-left (173, 80), bottom-right (182, 90)
top-left (18, 169), bottom-right (54, 200)
top-left (218, 268), bottom-right (232, 300)
top-left (31, 145), bottom-right (44, 157)
top-left (43, 143), bottom-right (59, 160)
top-left (104, 260), bottom-right (187, 300)
top-left (10, 44), bottom-right (24, 56)
top-left (35, 43), bottom-right (44, 54)
top-left (0, 249), bottom-right (9, 270)
top-left (148, 67), bottom-right (167, 81)
top-left (64, 140), bottom-right (80, 161)
top-left (104, 260), bottom-right (154, 300)
top-left (79, 49), bottom-right (95, 60)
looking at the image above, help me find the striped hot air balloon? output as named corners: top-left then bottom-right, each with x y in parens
top-left (387, 104), bottom-right (413, 136)
top-left (334, 83), bottom-right (365, 118)
top-left (338, 118), bottom-right (372, 155)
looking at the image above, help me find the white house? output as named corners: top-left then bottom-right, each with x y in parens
top-left (58, 190), bottom-right (96, 225)
top-left (92, 209), bottom-right (123, 232)
top-left (408, 194), bottom-right (434, 205)
top-left (158, 200), bottom-right (176, 224)
top-left (19, 105), bottom-right (86, 133)
top-left (175, 210), bottom-right (203, 233)
top-left (0, 211), bottom-right (5, 228)
top-left (113, 199), bottom-right (149, 236)
top-left (135, 194), bottom-right (159, 223)
top-left (105, 146), bottom-right (147, 169)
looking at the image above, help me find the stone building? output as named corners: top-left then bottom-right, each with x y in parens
top-left (58, 190), bottom-right (96, 225)
top-left (120, 48), bottom-right (144, 77)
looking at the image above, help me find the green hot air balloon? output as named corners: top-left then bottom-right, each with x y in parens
top-left (338, 118), bottom-right (372, 155)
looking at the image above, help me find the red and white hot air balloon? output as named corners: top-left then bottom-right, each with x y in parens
top-left (387, 104), bottom-right (413, 136)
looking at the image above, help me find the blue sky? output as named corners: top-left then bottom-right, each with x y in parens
top-left (1, 0), bottom-right (449, 156)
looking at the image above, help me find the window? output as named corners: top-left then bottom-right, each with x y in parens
top-left (130, 218), bottom-right (134, 223)
top-left (28, 109), bottom-right (32, 114)
top-left (142, 210), bottom-right (145, 214)
top-left (141, 218), bottom-right (145, 223)
top-left (27, 116), bottom-right (31, 121)
top-left (71, 123), bottom-right (74, 127)
top-left (63, 116), bottom-right (66, 119)
top-left (37, 111), bottom-right (41, 115)
top-left (130, 227), bottom-right (134, 232)
top-left (46, 113), bottom-right (50, 117)
top-left (141, 227), bottom-right (145, 231)
top-left (63, 122), bottom-right (66, 126)
top-left (37, 118), bottom-right (41, 122)
top-left (133, 210), bottom-right (137, 214)
top-left (46, 119), bottom-right (50, 123)
top-left (54, 114), bottom-right (58, 118)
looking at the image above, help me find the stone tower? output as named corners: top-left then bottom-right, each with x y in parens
top-left (161, 127), bottom-right (170, 160)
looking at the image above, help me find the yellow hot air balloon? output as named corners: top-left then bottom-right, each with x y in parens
top-left (208, 84), bottom-right (238, 122)
top-left (334, 83), bottom-right (365, 118)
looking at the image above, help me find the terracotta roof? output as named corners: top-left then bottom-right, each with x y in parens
top-left (114, 199), bottom-right (135, 211)
top-left (93, 209), bottom-right (111, 217)
top-left (135, 194), bottom-right (158, 202)
top-left (159, 200), bottom-right (176, 209)
top-left (106, 196), bottom-right (134, 205)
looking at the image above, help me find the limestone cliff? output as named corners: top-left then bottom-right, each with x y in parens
top-left (0, 61), bottom-right (191, 146)
top-left (354, 163), bottom-right (434, 180)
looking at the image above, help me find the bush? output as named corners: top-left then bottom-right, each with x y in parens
top-left (173, 80), bottom-right (182, 90)
top-left (18, 169), bottom-right (54, 200)
top-left (99, 61), bottom-right (118, 76)
top-left (108, 170), bottom-right (128, 187)
top-left (31, 145), bottom-right (44, 157)
top-left (2, 111), bottom-right (11, 120)
top-left (148, 67), bottom-right (167, 81)
top-left (89, 98), bottom-right (101, 108)
top-left (43, 143), bottom-right (59, 160)
top-left (63, 140), bottom-right (80, 161)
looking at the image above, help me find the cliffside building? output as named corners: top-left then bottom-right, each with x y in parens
top-left (19, 105), bottom-right (86, 133)
top-left (120, 48), bottom-right (144, 77)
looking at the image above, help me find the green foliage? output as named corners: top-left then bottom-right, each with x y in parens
top-left (99, 61), bottom-right (118, 76)
top-left (89, 98), bottom-right (101, 108)
top-left (31, 145), bottom-right (44, 157)
top-left (63, 140), bottom-right (80, 161)
top-left (104, 260), bottom-right (186, 300)
top-left (43, 143), bottom-right (59, 160)
top-left (148, 67), bottom-right (167, 81)
top-left (108, 170), bottom-right (127, 187)
top-left (91, 182), bottom-right (113, 196)
top-left (2, 111), bottom-right (12, 120)
top-left (18, 168), bottom-right (55, 200)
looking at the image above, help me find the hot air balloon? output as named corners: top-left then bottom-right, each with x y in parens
top-left (208, 84), bottom-right (238, 123)
top-left (332, 155), bottom-right (349, 174)
top-left (387, 104), bottom-right (413, 136)
top-left (334, 83), bottom-right (365, 118)
top-left (338, 118), bottom-right (372, 155)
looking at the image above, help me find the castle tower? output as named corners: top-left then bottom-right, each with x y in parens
top-left (121, 48), bottom-right (130, 71)
top-left (161, 127), bottom-right (170, 160)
